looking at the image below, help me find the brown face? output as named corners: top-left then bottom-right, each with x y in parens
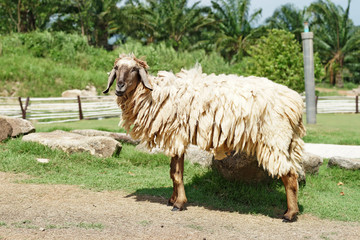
top-left (103, 57), bottom-right (153, 96)
top-left (115, 65), bottom-right (140, 96)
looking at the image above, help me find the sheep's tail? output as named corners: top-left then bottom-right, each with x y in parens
top-left (288, 118), bottom-right (306, 176)
top-left (259, 116), bottom-right (306, 178)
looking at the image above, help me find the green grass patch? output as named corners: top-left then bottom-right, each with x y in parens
top-left (76, 222), bottom-right (104, 230)
top-left (299, 159), bottom-right (360, 221)
top-left (304, 114), bottom-right (360, 145)
top-left (0, 138), bottom-right (359, 222)
top-left (34, 113), bottom-right (360, 146)
top-left (35, 118), bottom-right (124, 133)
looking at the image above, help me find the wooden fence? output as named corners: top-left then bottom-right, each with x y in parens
top-left (312, 95), bottom-right (359, 114)
top-left (0, 95), bottom-right (358, 124)
top-left (0, 96), bottom-right (121, 124)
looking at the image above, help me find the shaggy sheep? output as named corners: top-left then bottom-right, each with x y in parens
top-left (103, 54), bottom-right (306, 221)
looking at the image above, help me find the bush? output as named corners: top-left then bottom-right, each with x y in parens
top-left (115, 40), bottom-right (237, 75)
top-left (245, 29), bottom-right (324, 92)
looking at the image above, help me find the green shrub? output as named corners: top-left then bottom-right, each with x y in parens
top-left (246, 29), bottom-right (324, 92)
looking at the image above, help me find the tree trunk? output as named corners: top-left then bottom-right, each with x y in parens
top-left (17, 0), bottom-right (21, 32)
top-left (335, 70), bottom-right (344, 88)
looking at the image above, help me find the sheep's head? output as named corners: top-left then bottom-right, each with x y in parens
top-left (103, 54), bottom-right (153, 96)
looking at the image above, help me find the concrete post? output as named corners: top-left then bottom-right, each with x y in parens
top-left (301, 31), bottom-right (317, 124)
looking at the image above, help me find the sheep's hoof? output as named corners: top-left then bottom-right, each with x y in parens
top-left (171, 206), bottom-right (181, 211)
top-left (282, 211), bottom-right (298, 222)
top-left (282, 216), bottom-right (297, 223)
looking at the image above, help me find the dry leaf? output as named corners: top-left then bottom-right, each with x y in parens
top-left (337, 182), bottom-right (344, 186)
top-left (340, 192), bottom-right (345, 196)
top-left (128, 171), bottom-right (135, 176)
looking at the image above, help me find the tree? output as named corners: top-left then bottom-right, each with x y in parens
top-left (123, 0), bottom-right (214, 50)
top-left (265, 4), bottom-right (306, 43)
top-left (50, 0), bottom-right (120, 48)
top-left (308, 0), bottom-right (360, 87)
top-left (0, 0), bottom-right (60, 33)
top-left (211, 0), bottom-right (262, 62)
top-left (246, 29), bottom-right (324, 92)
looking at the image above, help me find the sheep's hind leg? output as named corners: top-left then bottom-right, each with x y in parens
top-left (169, 155), bottom-right (187, 211)
top-left (281, 169), bottom-right (299, 222)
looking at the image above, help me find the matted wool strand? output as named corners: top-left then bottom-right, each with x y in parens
top-left (116, 56), bottom-right (305, 177)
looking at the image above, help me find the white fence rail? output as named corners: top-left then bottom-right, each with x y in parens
top-left (0, 96), bottom-right (121, 124)
top-left (311, 96), bottom-right (359, 114)
top-left (0, 95), bottom-right (358, 124)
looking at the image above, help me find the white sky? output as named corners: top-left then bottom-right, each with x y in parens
top-left (193, 0), bottom-right (360, 26)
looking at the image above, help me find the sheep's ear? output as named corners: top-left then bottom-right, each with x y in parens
top-left (103, 68), bottom-right (116, 94)
top-left (139, 68), bottom-right (153, 91)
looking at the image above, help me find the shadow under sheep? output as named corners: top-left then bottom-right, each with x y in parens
top-left (126, 169), bottom-right (304, 219)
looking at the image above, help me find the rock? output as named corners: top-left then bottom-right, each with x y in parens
top-left (328, 157), bottom-right (360, 170)
top-left (0, 118), bottom-right (13, 142)
top-left (302, 152), bottom-right (323, 174)
top-left (0, 116), bottom-right (35, 137)
top-left (71, 129), bottom-right (139, 145)
top-left (135, 142), bottom-right (163, 154)
top-left (62, 85), bottom-right (97, 98)
top-left (212, 152), bottom-right (272, 183)
top-left (185, 145), bottom-right (213, 167)
top-left (22, 130), bottom-right (121, 158)
top-left (61, 89), bottom-right (82, 98)
top-left (135, 143), bottom-right (213, 167)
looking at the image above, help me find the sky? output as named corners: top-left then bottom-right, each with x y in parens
top-left (193, 0), bottom-right (360, 26)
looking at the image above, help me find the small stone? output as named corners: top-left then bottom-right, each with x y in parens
top-left (37, 158), bottom-right (49, 163)
top-left (39, 227), bottom-right (46, 231)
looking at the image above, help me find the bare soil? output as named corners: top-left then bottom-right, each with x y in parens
top-left (0, 172), bottom-right (359, 240)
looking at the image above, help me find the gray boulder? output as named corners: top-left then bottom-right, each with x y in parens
top-left (297, 152), bottom-right (324, 181)
top-left (22, 130), bottom-right (121, 158)
top-left (302, 152), bottom-right (323, 174)
top-left (71, 129), bottom-right (139, 145)
top-left (212, 152), bottom-right (272, 183)
top-left (0, 118), bottom-right (13, 142)
top-left (135, 143), bottom-right (213, 167)
top-left (1, 116), bottom-right (35, 137)
top-left (328, 157), bottom-right (360, 170)
top-left (185, 145), bottom-right (213, 167)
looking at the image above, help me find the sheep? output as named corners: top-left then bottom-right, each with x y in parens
top-left (103, 54), bottom-right (306, 222)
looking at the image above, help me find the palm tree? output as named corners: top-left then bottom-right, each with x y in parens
top-left (308, 0), bottom-right (360, 87)
top-left (124, 0), bottom-right (215, 50)
top-left (211, 0), bottom-right (262, 62)
top-left (265, 4), bottom-right (306, 43)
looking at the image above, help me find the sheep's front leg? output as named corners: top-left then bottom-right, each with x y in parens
top-left (168, 155), bottom-right (187, 211)
top-left (281, 169), bottom-right (299, 222)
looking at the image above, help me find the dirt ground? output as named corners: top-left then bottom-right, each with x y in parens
top-left (0, 172), bottom-right (359, 240)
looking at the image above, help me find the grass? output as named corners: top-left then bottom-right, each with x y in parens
top-left (0, 137), bottom-right (359, 222)
top-left (0, 113), bottom-right (359, 222)
top-left (34, 113), bottom-right (360, 145)
top-left (35, 118), bottom-right (124, 133)
top-left (303, 114), bottom-right (360, 145)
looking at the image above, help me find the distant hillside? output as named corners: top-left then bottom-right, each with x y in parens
top-left (0, 32), bottom-right (238, 97)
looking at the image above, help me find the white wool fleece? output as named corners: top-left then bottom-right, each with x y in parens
top-left (118, 65), bottom-right (306, 177)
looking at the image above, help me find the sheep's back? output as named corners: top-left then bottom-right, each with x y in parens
top-left (128, 68), bottom-right (305, 177)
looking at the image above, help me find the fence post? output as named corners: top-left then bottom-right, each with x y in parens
top-left (301, 27), bottom-right (316, 124)
top-left (18, 97), bottom-right (30, 119)
top-left (315, 96), bottom-right (318, 114)
top-left (356, 95), bottom-right (359, 114)
top-left (77, 95), bottom-right (84, 120)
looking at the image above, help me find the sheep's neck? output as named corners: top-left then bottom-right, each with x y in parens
top-left (117, 83), bottom-right (152, 133)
